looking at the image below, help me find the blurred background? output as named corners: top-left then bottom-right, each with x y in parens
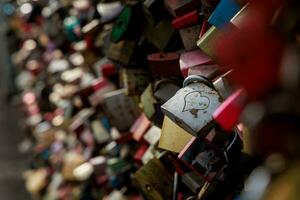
top-left (1, 0), bottom-right (300, 200)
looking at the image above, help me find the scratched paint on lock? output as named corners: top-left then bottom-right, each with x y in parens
top-left (183, 91), bottom-right (210, 118)
top-left (161, 81), bottom-right (222, 137)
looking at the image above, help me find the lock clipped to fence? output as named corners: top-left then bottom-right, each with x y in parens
top-left (161, 75), bottom-right (222, 137)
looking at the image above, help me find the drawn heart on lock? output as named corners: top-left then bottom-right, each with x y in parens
top-left (182, 91), bottom-right (210, 118)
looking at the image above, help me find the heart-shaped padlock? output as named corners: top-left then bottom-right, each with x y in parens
top-left (161, 75), bottom-right (222, 137)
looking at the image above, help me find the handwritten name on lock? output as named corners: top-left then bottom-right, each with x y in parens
top-left (161, 75), bottom-right (222, 137)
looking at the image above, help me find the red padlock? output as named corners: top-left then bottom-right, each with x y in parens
top-left (131, 113), bottom-right (152, 142)
top-left (215, 2), bottom-right (285, 99)
top-left (172, 10), bottom-right (199, 30)
top-left (147, 52), bottom-right (181, 77)
top-left (213, 89), bottom-right (247, 132)
top-left (180, 49), bottom-right (214, 77)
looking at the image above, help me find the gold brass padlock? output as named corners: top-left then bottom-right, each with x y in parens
top-left (134, 158), bottom-right (173, 200)
top-left (158, 116), bottom-right (193, 153)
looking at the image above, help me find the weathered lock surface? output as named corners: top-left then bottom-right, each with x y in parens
top-left (134, 158), bottom-right (173, 200)
top-left (153, 79), bottom-right (181, 102)
top-left (197, 26), bottom-right (221, 59)
top-left (141, 84), bottom-right (156, 119)
top-left (159, 116), bottom-right (193, 153)
top-left (103, 89), bottom-right (141, 131)
top-left (161, 75), bottom-right (222, 137)
top-left (179, 24), bottom-right (201, 51)
top-left (147, 52), bottom-right (181, 77)
top-left (107, 40), bottom-right (136, 65)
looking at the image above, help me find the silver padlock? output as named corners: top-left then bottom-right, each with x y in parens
top-left (161, 75), bottom-right (222, 137)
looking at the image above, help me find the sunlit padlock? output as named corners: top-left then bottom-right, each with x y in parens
top-left (161, 75), bottom-right (222, 137)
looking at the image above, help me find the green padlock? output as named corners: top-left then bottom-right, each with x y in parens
top-left (111, 4), bottom-right (144, 42)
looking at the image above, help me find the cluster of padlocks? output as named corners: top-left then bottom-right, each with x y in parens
top-left (4, 0), bottom-right (300, 199)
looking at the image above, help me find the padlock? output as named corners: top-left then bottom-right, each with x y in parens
top-left (130, 113), bottom-right (152, 142)
top-left (107, 157), bottom-right (133, 177)
top-left (141, 145), bottom-right (158, 165)
top-left (213, 89), bottom-right (247, 132)
top-left (188, 64), bottom-right (221, 80)
top-left (107, 40), bottom-right (136, 66)
top-left (161, 75), bottom-right (222, 137)
top-left (180, 49), bottom-right (214, 78)
top-left (143, 125), bottom-right (162, 145)
top-left (172, 10), bottom-right (199, 30)
top-left (143, 0), bottom-right (169, 26)
top-left (179, 24), bottom-right (202, 51)
top-left (103, 89), bottom-right (141, 131)
top-left (199, 20), bottom-right (211, 38)
top-left (214, 2), bottom-right (284, 99)
top-left (153, 79), bottom-right (181, 102)
top-left (24, 168), bottom-right (48, 194)
top-left (197, 26), bottom-right (221, 59)
top-left (147, 52), bottom-right (181, 77)
top-left (81, 19), bottom-right (101, 37)
top-left (96, 1), bottom-right (124, 23)
top-left (77, 78), bottom-right (116, 107)
top-left (134, 158), bottom-right (174, 200)
top-left (69, 108), bottom-right (94, 136)
top-left (208, 0), bottom-right (242, 29)
top-left (120, 68), bottom-right (150, 95)
top-left (62, 152), bottom-right (85, 181)
top-left (89, 156), bottom-right (108, 185)
top-left (178, 136), bottom-right (226, 182)
top-left (164, 0), bottom-right (201, 17)
top-left (201, 0), bottom-right (221, 18)
top-left (182, 171), bottom-right (206, 194)
top-left (63, 16), bottom-right (82, 42)
top-left (111, 4), bottom-right (144, 42)
top-left (230, 4), bottom-right (249, 27)
top-left (134, 143), bottom-right (150, 164)
top-left (146, 20), bottom-right (175, 51)
top-left (212, 70), bottom-right (234, 99)
top-left (140, 84), bottom-right (157, 119)
top-left (90, 119), bottom-right (110, 144)
top-left (158, 116), bottom-right (193, 153)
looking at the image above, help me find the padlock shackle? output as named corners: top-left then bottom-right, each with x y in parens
top-left (183, 75), bottom-right (214, 88)
top-left (153, 78), bottom-right (181, 92)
